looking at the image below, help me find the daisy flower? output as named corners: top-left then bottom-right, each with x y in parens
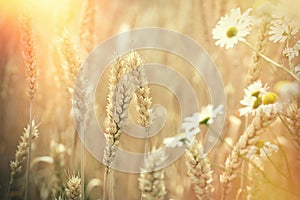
top-left (283, 47), bottom-right (299, 60)
top-left (284, 40), bottom-right (300, 60)
top-left (212, 8), bottom-right (254, 49)
top-left (239, 81), bottom-right (268, 116)
top-left (247, 141), bottom-right (279, 161)
top-left (257, 92), bottom-right (282, 115)
top-left (269, 19), bottom-right (299, 43)
top-left (163, 104), bottom-right (224, 148)
top-left (269, 0), bottom-right (300, 43)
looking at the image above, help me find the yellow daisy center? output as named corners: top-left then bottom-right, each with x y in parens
top-left (251, 91), bottom-right (262, 109)
top-left (263, 92), bottom-right (277, 105)
top-left (226, 26), bottom-right (238, 38)
top-left (199, 117), bottom-right (210, 125)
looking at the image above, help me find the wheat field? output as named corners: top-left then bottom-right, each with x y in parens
top-left (0, 0), bottom-right (300, 199)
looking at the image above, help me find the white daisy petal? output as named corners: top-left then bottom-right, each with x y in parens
top-left (164, 104), bottom-right (223, 148)
top-left (246, 141), bottom-right (279, 161)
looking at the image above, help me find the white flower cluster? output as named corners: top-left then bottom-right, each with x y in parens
top-left (163, 104), bottom-right (223, 148)
top-left (268, 0), bottom-right (300, 63)
top-left (269, 0), bottom-right (300, 44)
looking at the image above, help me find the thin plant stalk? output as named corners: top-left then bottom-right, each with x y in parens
top-left (235, 116), bottom-right (249, 200)
top-left (80, 123), bottom-right (85, 200)
top-left (235, 161), bottom-right (245, 200)
top-left (103, 167), bottom-right (110, 200)
top-left (144, 127), bottom-right (150, 156)
top-left (24, 101), bottom-right (33, 200)
top-left (242, 40), bottom-right (300, 83)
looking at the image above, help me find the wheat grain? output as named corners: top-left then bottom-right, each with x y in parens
top-left (72, 69), bottom-right (89, 123)
top-left (20, 9), bottom-right (37, 100)
top-left (220, 110), bottom-right (277, 199)
top-left (124, 51), bottom-right (152, 127)
top-left (65, 175), bottom-right (82, 200)
top-left (247, 18), bottom-right (269, 84)
top-left (103, 57), bottom-right (126, 168)
top-left (58, 31), bottom-right (82, 90)
top-left (139, 148), bottom-right (167, 200)
top-left (112, 74), bottom-right (133, 126)
top-left (185, 141), bottom-right (214, 200)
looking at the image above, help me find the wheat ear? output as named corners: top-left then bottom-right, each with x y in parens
top-left (185, 141), bottom-right (214, 200)
top-left (124, 51), bottom-right (152, 127)
top-left (59, 31), bottom-right (86, 199)
top-left (20, 10), bottom-right (37, 100)
top-left (247, 18), bottom-right (269, 84)
top-left (220, 111), bottom-right (277, 199)
top-left (139, 148), bottom-right (167, 200)
top-left (66, 175), bottom-right (82, 200)
top-left (19, 9), bottom-right (38, 200)
top-left (59, 31), bottom-right (82, 91)
top-left (103, 57), bottom-right (130, 200)
top-left (124, 51), bottom-right (152, 154)
top-left (79, 0), bottom-right (96, 54)
top-left (7, 121), bottom-right (39, 200)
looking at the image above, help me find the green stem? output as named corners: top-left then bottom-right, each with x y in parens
top-left (242, 40), bottom-right (300, 83)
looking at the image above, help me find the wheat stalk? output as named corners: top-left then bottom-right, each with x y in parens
top-left (185, 141), bottom-right (214, 200)
top-left (50, 141), bottom-right (67, 199)
top-left (246, 159), bottom-right (263, 200)
top-left (220, 110), bottom-right (277, 200)
top-left (66, 175), bottom-right (82, 200)
top-left (139, 148), bottom-right (167, 200)
top-left (7, 121), bottom-right (39, 200)
top-left (247, 18), bottom-right (269, 84)
top-left (286, 100), bottom-right (300, 165)
top-left (19, 9), bottom-right (38, 200)
top-left (59, 30), bottom-right (86, 200)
